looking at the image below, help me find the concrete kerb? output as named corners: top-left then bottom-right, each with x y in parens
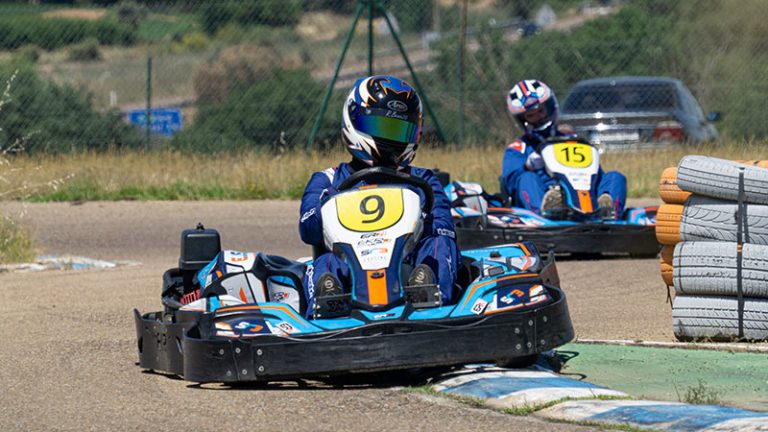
top-left (431, 348), bottom-right (768, 431)
top-left (0, 255), bottom-right (140, 272)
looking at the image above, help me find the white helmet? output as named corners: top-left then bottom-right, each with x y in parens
top-left (507, 79), bottom-right (559, 135)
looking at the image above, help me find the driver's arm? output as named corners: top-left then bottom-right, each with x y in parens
top-left (416, 168), bottom-right (456, 239)
top-left (299, 171), bottom-right (333, 246)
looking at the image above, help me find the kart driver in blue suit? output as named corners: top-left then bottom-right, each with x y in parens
top-left (501, 79), bottom-right (627, 219)
top-left (299, 75), bottom-right (460, 317)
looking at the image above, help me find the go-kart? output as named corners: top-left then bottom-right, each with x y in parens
top-left (134, 167), bottom-right (574, 383)
top-left (447, 137), bottom-right (659, 256)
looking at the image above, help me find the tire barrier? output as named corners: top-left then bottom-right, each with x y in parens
top-left (659, 167), bottom-right (691, 205)
top-left (677, 156), bottom-right (768, 205)
top-left (673, 242), bottom-right (768, 298)
top-left (656, 156), bottom-right (768, 341)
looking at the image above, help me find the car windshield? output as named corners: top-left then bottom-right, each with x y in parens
top-left (562, 82), bottom-right (679, 113)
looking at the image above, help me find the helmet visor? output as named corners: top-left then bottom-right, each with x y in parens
top-left (353, 114), bottom-right (421, 144)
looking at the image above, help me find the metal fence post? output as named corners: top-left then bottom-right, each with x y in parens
top-left (145, 55), bottom-right (152, 151)
top-left (368, 0), bottom-right (374, 76)
top-left (375, 0), bottom-right (447, 144)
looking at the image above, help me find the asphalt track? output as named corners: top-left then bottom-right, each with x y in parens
top-left (0, 200), bottom-right (670, 431)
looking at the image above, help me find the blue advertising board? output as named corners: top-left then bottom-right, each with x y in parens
top-left (127, 108), bottom-right (183, 137)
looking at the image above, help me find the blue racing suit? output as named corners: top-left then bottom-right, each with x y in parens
top-left (299, 161), bottom-right (460, 316)
top-left (501, 131), bottom-right (627, 215)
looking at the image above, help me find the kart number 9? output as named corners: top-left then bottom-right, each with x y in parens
top-left (553, 142), bottom-right (593, 168)
top-left (336, 188), bottom-right (404, 232)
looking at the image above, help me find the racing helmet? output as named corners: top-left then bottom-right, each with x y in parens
top-left (507, 79), bottom-right (559, 135)
top-left (342, 75), bottom-right (423, 168)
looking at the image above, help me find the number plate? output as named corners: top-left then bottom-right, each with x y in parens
top-left (553, 142), bottom-right (594, 168)
top-left (335, 188), bottom-right (404, 232)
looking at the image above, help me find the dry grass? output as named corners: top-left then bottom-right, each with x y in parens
top-left (2, 140), bottom-right (767, 202)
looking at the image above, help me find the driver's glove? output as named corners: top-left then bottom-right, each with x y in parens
top-left (525, 151), bottom-right (544, 171)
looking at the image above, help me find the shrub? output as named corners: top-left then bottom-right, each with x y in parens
top-left (170, 30), bottom-right (209, 52)
top-left (0, 16), bottom-right (135, 50)
top-left (67, 37), bottom-right (101, 61)
top-left (192, 44), bottom-right (279, 104)
top-left (200, 0), bottom-right (302, 35)
top-left (12, 45), bottom-right (41, 64)
top-left (0, 65), bottom-right (143, 153)
top-left (175, 68), bottom-right (342, 152)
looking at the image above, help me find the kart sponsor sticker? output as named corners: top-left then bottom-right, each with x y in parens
top-left (471, 298), bottom-right (488, 315)
top-left (508, 140), bottom-right (526, 153)
top-left (357, 237), bottom-right (391, 247)
top-left (361, 247), bottom-right (388, 256)
top-left (276, 321), bottom-right (298, 334)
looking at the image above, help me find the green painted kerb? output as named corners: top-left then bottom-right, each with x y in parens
top-left (558, 343), bottom-right (768, 412)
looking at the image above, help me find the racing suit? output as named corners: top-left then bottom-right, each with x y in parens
top-left (501, 131), bottom-right (627, 215)
top-left (299, 159), bottom-right (460, 316)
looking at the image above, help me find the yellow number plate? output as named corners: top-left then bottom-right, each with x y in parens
top-left (335, 188), bottom-right (404, 232)
top-left (553, 142), bottom-right (593, 168)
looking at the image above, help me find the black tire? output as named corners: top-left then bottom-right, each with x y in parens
top-left (680, 196), bottom-right (768, 245)
top-left (677, 156), bottom-right (768, 205)
top-left (673, 242), bottom-right (768, 298)
top-left (672, 295), bottom-right (768, 341)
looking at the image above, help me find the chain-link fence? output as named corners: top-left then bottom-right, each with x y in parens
top-left (0, 0), bottom-right (766, 154)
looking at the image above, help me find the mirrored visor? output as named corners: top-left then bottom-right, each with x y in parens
top-left (353, 114), bottom-right (420, 143)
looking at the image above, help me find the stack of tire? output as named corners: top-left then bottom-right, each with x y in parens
top-left (656, 156), bottom-right (768, 341)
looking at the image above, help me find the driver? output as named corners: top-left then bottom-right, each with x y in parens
top-left (299, 75), bottom-right (460, 315)
top-left (502, 79), bottom-right (627, 219)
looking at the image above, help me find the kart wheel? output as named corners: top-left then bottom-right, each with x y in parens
top-left (677, 156), bottom-right (768, 205)
top-left (659, 167), bottom-right (691, 205)
top-left (655, 204), bottom-right (683, 245)
top-left (672, 241), bottom-right (768, 298)
top-left (680, 196), bottom-right (768, 245)
top-left (673, 295), bottom-right (768, 341)
top-left (496, 354), bottom-right (539, 369)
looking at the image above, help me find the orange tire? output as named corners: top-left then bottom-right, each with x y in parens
top-left (660, 245), bottom-right (674, 265)
top-left (736, 160), bottom-right (768, 169)
top-left (659, 167), bottom-right (691, 204)
top-left (655, 204), bottom-right (683, 245)
top-left (660, 260), bottom-right (673, 286)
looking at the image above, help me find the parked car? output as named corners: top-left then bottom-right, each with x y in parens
top-left (559, 76), bottom-right (720, 150)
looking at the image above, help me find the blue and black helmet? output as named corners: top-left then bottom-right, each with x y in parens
top-left (342, 75), bottom-right (423, 168)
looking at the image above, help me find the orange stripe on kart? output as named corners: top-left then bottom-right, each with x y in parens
top-left (461, 273), bottom-right (539, 307)
top-left (367, 270), bottom-right (388, 306)
top-left (577, 190), bottom-right (593, 213)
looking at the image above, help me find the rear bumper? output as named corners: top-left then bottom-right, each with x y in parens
top-left (456, 223), bottom-right (659, 256)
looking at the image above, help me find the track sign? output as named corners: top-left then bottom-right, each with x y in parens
top-left (127, 108), bottom-right (183, 137)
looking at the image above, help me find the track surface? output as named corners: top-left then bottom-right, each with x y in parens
top-left (0, 200), bottom-right (669, 431)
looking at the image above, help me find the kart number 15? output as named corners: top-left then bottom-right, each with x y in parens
top-left (553, 142), bottom-right (593, 168)
top-left (336, 188), bottom-right (404, 232)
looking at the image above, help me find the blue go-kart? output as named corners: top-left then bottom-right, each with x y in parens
top-left (446, 137), bottom-right (659, 257)
top-left (134, 168), bottom-right (574, 383)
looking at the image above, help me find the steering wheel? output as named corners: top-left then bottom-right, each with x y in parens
top-left (336, 167), bottom-right (435, 213)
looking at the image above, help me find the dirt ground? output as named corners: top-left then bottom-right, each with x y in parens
top-left (0, 200), bottom-right (670, 431)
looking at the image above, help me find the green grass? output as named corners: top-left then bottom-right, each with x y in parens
top-left (6, 140), bottom-right (768, 202)
top-left (0, 215), bottom-right (35, 264)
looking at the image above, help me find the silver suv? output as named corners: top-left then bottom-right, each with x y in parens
top-left (559, 76), bottom-right (720, 150)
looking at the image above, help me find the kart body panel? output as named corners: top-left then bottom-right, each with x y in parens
top-left (135, 243), bottom-right (574, 383)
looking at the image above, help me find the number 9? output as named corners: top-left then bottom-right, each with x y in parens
top-left (360, 195), bottom-right (385, 223)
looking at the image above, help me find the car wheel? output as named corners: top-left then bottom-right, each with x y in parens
top-left (680, 196), bottom-right (768, 245)
top-left (659, 167), bottom-right (691, 205)
top-left (673, 295), bottom-right (768, 341)
top-left (677, 156), bottom-right (768, 205)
